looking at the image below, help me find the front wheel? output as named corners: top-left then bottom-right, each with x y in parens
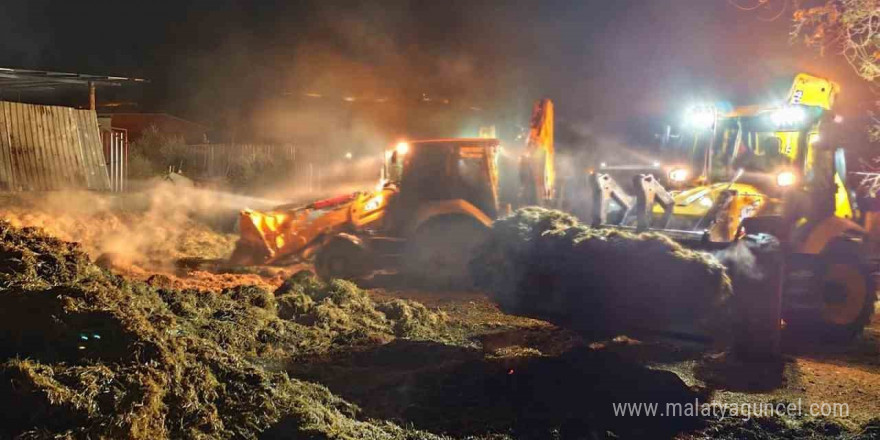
top-left (314, 236), bottom-right (370, 281)
top-left (228, 239), bottom-right (269, 266)
top-left (403, 216), bottom-right (489, 289)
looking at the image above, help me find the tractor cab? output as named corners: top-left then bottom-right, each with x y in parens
top-left (594, 73), bottom-right (850, 242)
top-left (382, 138), bottom-right (501, 234)
top-left (665, 78), bottom-right (852, 228)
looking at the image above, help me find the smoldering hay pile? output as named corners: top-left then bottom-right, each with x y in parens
top-left (0, 183), bottom-right (241, 271)
top-left (470, 207), bottom-right (734, 338)
top-left (0, 221), bottom-right (449, 439)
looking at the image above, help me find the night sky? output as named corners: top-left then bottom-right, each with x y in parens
top-left (0, 0), bottom-right (873, 154)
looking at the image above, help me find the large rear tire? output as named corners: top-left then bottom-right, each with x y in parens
top-left (403, 216), bottom-right (489, 289)
top-left (815, 238), bottom-right (876, 340)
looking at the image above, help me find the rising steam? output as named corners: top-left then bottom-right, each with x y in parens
top-left (0, 180), bottom-right (280, 270)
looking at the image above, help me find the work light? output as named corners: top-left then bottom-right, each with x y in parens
top-left (776, 170), bottom-right (796, 187)
top-left (668, 167), bottom-right (690, 183)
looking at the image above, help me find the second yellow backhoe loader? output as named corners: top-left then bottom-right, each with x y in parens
top-left (591, 73), bottom-right (877, 339)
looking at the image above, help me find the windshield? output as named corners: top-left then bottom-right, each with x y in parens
top-left (669, 114), bottom-right (821, 185)
top-left (716, 123), bottom-right (795, 176)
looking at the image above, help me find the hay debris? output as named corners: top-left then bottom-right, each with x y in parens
top-left (0, 221), bottom-right (447, 439)
top-left (698, 416), bottom-right (879, 439)
top-left (470, 207), bottom-right (733, 338)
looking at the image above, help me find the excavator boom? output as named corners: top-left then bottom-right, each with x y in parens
top-left (520, 98), bottom-right (556, 205)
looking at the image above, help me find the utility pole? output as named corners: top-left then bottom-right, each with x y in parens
top-left (88, 81), bottom-right (96, 110)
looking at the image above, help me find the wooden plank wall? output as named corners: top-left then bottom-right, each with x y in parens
top-left (0, 101), bottom-right (110, 191)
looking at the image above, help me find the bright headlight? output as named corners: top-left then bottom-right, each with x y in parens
top-left (363, 194), bottom-right (384, 212)
top-left (776, 171), bottom-right (796, 187)
top-left (770, 106), bottom-right (806, 127)
top-left (668, 168), bottom-right (690, 183)
top-left (395, 142), bottom-right (410, 156)
top-left (686, 106), bottom-right (715, 130)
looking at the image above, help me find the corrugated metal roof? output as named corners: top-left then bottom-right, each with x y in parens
top-left (0, 101), bottom-right (111, 191)
top-left (0, 67), bottom-right (147, 91)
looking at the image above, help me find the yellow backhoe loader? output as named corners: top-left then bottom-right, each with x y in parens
top-left (231, 137), bottom-right (501, 285)
top-left (592, 73), bottom-right (877, 338)
top-left (228, 100), bottom-right (556, 285)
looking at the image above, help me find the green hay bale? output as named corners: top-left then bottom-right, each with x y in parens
top-left (274, 269), bottom-right (323, 297)
top-left (0, 222), bottom-right (98, 288)
top-left (229, 284), bottom-right (276, 310)
top-left (471, 207), bottom-right (733, 338)
top-left (0, 221), bottom-right (446, 439)
top-left (276, 293), bottom-right (315, 320)
top-left (700, 416), bottom-right (879, 440)
top-left (273, 274), bottom-right (449, 342)
top-left (377, 299), bottom-right (449, 339)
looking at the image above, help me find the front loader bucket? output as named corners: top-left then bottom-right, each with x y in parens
top-left (229, 193), bottom-right (360, 267)
top-left (590, 172), bottom-right (784, 358)
top-left (229, 210), bottom-right (276, 265)
top-left (231, 208), bottom-right (316, 265)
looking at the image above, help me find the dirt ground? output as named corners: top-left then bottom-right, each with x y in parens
top-left (297, 284), bottom-right (880, 436)
top-left (2, 190), bottom-right (879, 438)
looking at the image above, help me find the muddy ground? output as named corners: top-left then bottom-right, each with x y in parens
top-left (2, 190), bottom-right (879, 439)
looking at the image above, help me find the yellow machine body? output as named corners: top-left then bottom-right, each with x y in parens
top-left (653, 73), bottom-right (854, 242)
top-left (231, 99), bottom-right (555, 268)
top-left (234, 187), bottom-right (395, 265)
top-left (638, 73), bottom-right (874, 336)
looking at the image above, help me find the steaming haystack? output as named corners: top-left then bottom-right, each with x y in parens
top-left (470, 207), bottom-right (733, 338)
top-left (0, 221), bottom-right (447, 439)
top-left (0, 187), bottom-right (238, 272)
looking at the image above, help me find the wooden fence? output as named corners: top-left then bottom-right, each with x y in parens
top-left (0, 101), bottom-right (110, 191)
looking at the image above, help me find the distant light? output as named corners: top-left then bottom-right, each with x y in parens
top-left (652, 161), bottom-right (661, 168)
top-left (396, 142), bottom-right (410, 156)
top-left (343, 96), bottom-right (356, 102)
top-left (600, 162), bottom-right (607, 169)
top-left (833, 114), bottom-right (844, 123)
top-left (345, 152), bottom-right (353, 160)
top-left (809, 133), bottom-right (820, 144)
top-left (304, 92), bottom-right (322, 98)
